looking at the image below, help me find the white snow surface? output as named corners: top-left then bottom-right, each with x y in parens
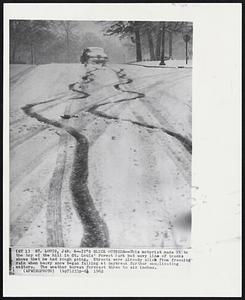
top-left (10, 63), bottom-right (192, 248)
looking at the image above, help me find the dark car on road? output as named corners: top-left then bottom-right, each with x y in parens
top-left (80, 47), bottom-right (108, 66)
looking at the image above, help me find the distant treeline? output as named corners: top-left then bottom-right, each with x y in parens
top-left (10, 20), bottom-right (193, 64)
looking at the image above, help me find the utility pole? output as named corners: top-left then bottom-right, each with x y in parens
top-left (186, 39), bottom-right (188, 64)
top-left (183, 34), bottom-right (191, 65)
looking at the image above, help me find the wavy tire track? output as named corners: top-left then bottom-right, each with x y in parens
top-left (87, 68), bottom-right (192, 154)
top-left (22, 85), bottom-right (109, 247)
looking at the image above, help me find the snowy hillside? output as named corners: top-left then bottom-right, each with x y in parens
top-left (10, 62), bottom-right (192, 248)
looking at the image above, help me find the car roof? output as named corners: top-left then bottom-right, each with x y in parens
top-left (86, 47), bottom-right (104, 51)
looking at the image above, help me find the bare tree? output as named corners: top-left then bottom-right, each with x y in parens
top-left (134, 22), bottom-right (142, 62)
top-left (10, 20), bottom-right (52, 64)
top-left (141, 22), bottom-right (156, 61)
top-left (103, 21), bottom-right (143, 62)
top-left (59, 21), bottom-right (77, 63)
top-left (167, 22), bottom-right (192, 60)
top-left (159, 22), bottom-right (166, 65)
top-left (10, 20), bottom-right (22, 63)
top-left (155, 22), bottom-right (161, 61)
top-left (28, 21), bottom-right (52, 64)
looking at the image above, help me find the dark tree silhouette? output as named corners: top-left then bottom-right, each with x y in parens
top-left (155, 22), bottom-right (162, 60)
top-left (140, 22), bottom-right (156, 61)
top-left (160, 22), bottom-right (166, 65)
top-left (59, 21), bottom-right (77, 63)
top-left (103, 21), bottom-right (143, 62)
top-left (10, 20), bottom-right (52, 64)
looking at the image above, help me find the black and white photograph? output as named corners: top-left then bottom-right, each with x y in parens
top-left (9, 20), bottom-right (192, 248)
top-left (3, 2), bottom-right (242, 297)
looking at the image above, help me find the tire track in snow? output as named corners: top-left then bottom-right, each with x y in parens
top-left (10, 140), bottom-right (57, 191)
top-left (116, 70), bottom-right (192, 153)
top-left (11, 71), bottom-right (110, 150)
top-left (11, 125), bottom-right (49, 150)
top-left (80, 67), bottom-right (190, 247)
top-left (133, 111), bottom-right (191, 185)
top-left (22, 83), bottom-right (109, 247)
top-left (18, 65), bottom-right (190, 247)
top-left (11, 69), bottom-right (161, 244)
top-left (10, 81), bottom-right (121, 197)
top-left (10, 66), bottom-right (36, 86)
top-left (10, 93), bottom-right (72, 150)
top-left (10, 188), bottom-right (47, 246)
top-left (87, 68), bottom-right (192, 154)
top-left (65, 66), bottom-right (191, 247)
top-left (10, 92), bottom-right (68, 126)
top-left (46, 105), bottom-right (71, 247)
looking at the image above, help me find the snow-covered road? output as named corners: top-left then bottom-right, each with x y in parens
top-left (10, 62), bottom-right (192, 248)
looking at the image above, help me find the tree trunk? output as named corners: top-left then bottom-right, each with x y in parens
top-left (155, 22), bottom-right (161, 60)
top-left (169, 30), bottom-right (173, 59)
top-left (11, 43), bottom-right (17, 63)
top-left (66, 31), bottom-right (70, 63)
top-left (160, 22), bottom-right (166, 65)
top-left (10, 23), bottom-right (17, 63)
top-left (30, 44), bottom-right (35, 64)
top-left (147, 29), bottom-right (155, 61)
top-left (135, 28), bottom-right (142, 62)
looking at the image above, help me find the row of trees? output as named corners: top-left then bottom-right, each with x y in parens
top-left (10, 20), bottom-right (192, 64)
top-left (10, 20), bottom-right (82, 64)
top-left (102, 21), bottom-right (193, 63)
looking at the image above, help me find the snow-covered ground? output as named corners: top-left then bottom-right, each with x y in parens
top-left (130, 59), bottom-right (192, 68)
top-left (10, 62), bottom-right (192, 248)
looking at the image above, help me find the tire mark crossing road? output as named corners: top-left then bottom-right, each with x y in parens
top-left (87, 68), bottom-right (192, 154)
top-left (22, 82), bottom-right (109, 247)
top-left (18, 65), bottom-right (191, 247)
top-left (10, 66), bottom-right (36, 85)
